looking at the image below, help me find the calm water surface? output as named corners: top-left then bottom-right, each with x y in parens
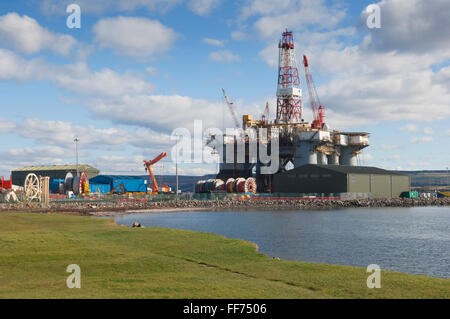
top-left (113, 207), bottom-right (450, 278)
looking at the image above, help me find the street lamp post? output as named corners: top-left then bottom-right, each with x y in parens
top-left (447, 167), bottom-right (449, 190)
top-left (74, 138), bottom-right (79, 176)
top-left (175, 135), bottom-right (179, 199)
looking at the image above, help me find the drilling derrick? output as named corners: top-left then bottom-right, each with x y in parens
top-left (276, 30), bottom-right (302, 123)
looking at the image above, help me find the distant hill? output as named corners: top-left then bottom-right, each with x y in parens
top-left (395, 170), bottom-right (450, 187)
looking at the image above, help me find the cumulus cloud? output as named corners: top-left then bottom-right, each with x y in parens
top-left (41, 0), bottom-right (183, 15)
top-left (17, 118), bottom-right (171, 148)
top-left (88, 94), bottom-right (227, 133)
top-left (0, 49), bottom-right (153, 97)
top-left (400, 124), bottom-right (418, 132)
top-left (231, 30), bottom-right (246, 41)
top-left (361, 0), bottom-right (450, 54)
top-left (411, 136), bottom-right (434, 144)
top-left (203, 38), bottom-right (225, 47)
top-left (423, 127), bottom-right (434, 135)
top-left (209, 50), bottom-right (241, 63)
top-left (187, 0), bottom-right (221, 15)
top-left (0, 118), bottom-right (16, 133)
top-left (240, 0), bottom-right (346, 38)
top-left (93, 17), bottom-right (177, 58)
top-left (0, 13), bottom-right (80, 57)
top-left (42, 0), bottom-right (218, 16)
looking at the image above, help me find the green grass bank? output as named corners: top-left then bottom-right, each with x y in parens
top-left (0, 212), bottom-right (448, 298)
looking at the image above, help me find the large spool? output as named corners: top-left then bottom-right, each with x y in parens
top-left (64, 172), bottom-right (74, 192)
top-left (234, 177), bottom-right (246, 193)
top-left (213, 179), bottom-right (225, 191)
top-left (206, 179), bottom-right (215, 192)
top-left (72, 176), bottom-right (80, 195)
top-left (24, 173), bottom-right (41, 202)
top-left (195, 180), bottom-right (203, 193)
top-left (244, 177), bottom-right (257, 194)
top-left (226, 178), bottom-right (235, 193)
top-left (64, 171), bottom-right (89, 195)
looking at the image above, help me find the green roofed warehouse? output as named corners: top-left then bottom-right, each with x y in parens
top-left (11, 165), bottom-right (99, 187)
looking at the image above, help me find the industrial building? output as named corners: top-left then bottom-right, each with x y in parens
top-left (273, 164), bottom-right (411, 198)
top-left (89, 175), bottom-right (148, 194)
top-left (12, 164), bottom-right (99, 187)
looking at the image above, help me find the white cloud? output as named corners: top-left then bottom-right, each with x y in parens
top-left (209, 50), bottom-right (241, 63)
top-left (18, 118), bottom-right (171, 148)
top-left (240, 0), bottom-right (346, 39)
top-left (361, 0), bottom-right (450, 54)
top-left (187, 0), bottom-right (221, 15)
top-left (203, 38), bottom-right (225, 47)
top-left (231, 31), bottom-right (246, 41)
top-left (388, 155), bottom-right (401, 160)
top-left (41, 0), bottom-right (183, 15)
top-left (0, 13), bottom-right (79, 57)
top-left (0, 49), bottom-right (153, 97)
top-left (0, 118), bottom-right (16, 133)
top-left (400, 124), bottom-right (418, 132)
top-left (423, 127), bottom-right (434, 135)
top-left (146, 66), bottom-right (160, 76)
top-left (372, 144), bottom-right (399, 150)
top-left (42, 0), bottom-right (218, 16)
top-left (93, 17), bottom-right (177, 58)
top-left (411, 136), bottom-right (434, 144)
top-left (88, 94), bottom-right (227, 133)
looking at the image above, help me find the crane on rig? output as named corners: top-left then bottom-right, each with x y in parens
top-left (222, 88), bottom-right (241, 130)
top-left (303, 55), bottom-right (325, 129)
top-left (261, 102), bottom-right (270, 124)
top-left (143, 152), bottom-right (170, 194)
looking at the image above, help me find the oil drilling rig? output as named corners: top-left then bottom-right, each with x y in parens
top-left (201, 29), bottom-right (370, 194)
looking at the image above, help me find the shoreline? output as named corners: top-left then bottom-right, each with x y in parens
top-left (1, 197), bottom-right (449, 216)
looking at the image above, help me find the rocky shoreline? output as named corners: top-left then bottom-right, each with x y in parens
top-left (0, 197), bottom-right (449, 216)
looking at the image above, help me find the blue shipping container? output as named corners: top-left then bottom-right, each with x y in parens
top-left (112, 179), bottom-right (147, 193)
top-left (89, 184), bottom-right (111, 194)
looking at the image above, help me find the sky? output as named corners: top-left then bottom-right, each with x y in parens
top-left (0, 0), bottom-right (449, 177)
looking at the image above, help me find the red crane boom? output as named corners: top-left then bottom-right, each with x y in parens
top-left (303, 55), bottom-right (325, 129)
top-left (143, 152), bottom-right (167, 193)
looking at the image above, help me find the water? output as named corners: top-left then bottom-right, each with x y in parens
top-left (112, 207), bottom-right (450, 278)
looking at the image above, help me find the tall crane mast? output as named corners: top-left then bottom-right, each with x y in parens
top-left (222, 88), bottom-right (241, 130)
top-left (143, 152), bottom-right (167, 193)
top-left (303, 55), bottom-right (325, 129)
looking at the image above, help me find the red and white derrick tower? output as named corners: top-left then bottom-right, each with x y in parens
top-left (276, 29), bottom-right (303, 123)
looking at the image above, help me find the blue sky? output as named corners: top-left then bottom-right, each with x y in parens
top-left (0, 0), bottom-right (449, 178)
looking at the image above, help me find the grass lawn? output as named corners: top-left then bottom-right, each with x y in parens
top-left (0, 212), bottom-right (448, 298)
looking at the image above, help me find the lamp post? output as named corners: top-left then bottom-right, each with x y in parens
top-left (447, 167), bottom-right (449, 190)
top-left (74, 137), bottom-right (79, 176)
top-left (175, 135), bottom-right (179, 199)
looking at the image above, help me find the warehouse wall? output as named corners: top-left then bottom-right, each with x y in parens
top-left (348, 174), bottom-right (370, 193)
top-left (371, 174), bottom-right (391, 198)
top-left (348, 174), bottom-right (410, 198)
top-left (392, 175), bottom-right (411, 197)
top-left (273, 168), bottom-right (347, 193)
